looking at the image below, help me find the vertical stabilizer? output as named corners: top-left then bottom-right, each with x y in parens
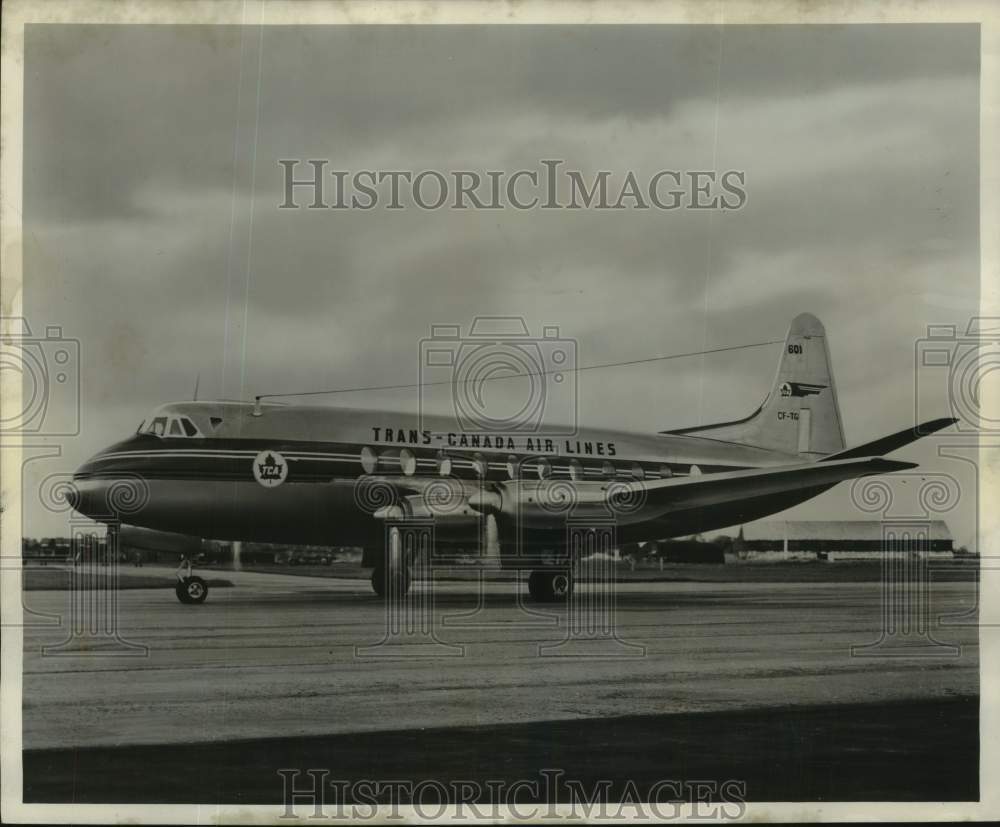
top-left (662, 313), bottom-right (846, 458)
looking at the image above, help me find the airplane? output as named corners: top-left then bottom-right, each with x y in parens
top-left (68, 313), bottom-right (956, 605)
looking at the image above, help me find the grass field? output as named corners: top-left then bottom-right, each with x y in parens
top-left (22, 567), bottom-right (234, 591)
top-left (234, 557), bottom-right (979, 583)
top-left (21, 557), bottom-right (978, 589)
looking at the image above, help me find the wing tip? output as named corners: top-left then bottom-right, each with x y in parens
top-left (870, 457), bottom-right (919, 472)
top-left (918, 416), bottom-right (960, 434)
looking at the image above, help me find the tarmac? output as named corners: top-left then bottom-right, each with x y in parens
top-left (20, 565), bottom-right (980, 802)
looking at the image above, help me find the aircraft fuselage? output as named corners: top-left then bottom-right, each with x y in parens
top-left (71, 401), bottom-right (809, 555)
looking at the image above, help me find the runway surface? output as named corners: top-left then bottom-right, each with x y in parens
top-left (21, 565), bottom-right (980, 802)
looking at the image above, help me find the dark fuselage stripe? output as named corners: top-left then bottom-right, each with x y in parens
top-left (75, 438), bottom-right (747, 484)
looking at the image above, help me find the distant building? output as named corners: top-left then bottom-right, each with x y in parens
top-left (733, 520), bottom-right (954, 561)
top-left (22, 537), bottom-right (71, 561)
top-left (655, 538), bottom-right (726, 564)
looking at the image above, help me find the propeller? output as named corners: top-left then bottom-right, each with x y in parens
top-left (467, 488), bottom-right (502, 514)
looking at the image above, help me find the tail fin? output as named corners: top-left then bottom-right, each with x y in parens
top-left (662, 313), bottom-right (846, 458)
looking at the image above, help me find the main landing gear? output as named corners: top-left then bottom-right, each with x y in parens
top-left (175, 557), bottom-right (209, 605)
top-left (527, 569), bottom-right (573, 603)
top-left (368, 566), bottom-right (572, 602)
top-left (366, 526), bottom-right (573, 604)
top-left (369, 525), bottom-right (413, 600)
top-left (370, 564), bottom-right (411, 599)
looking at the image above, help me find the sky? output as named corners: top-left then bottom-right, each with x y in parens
top-left (20, 23), bottom-right (983, 547)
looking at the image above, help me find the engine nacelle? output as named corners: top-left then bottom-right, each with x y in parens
top-left (470, 480), bottom-right (649, 528)
top-left (375, 481), bottom-right (484, 541)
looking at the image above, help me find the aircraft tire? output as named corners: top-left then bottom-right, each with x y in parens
top-left (371, 565), bottom-right (411, 599)
top-left (528, 569), bottom-right (572, 603)
top-left (176, 576), bottom-right (208, 604)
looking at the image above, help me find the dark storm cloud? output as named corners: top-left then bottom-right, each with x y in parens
top-left (25, 24), bottom-right (978, 224)
top-left (24, 25), bottom-right (247, 223)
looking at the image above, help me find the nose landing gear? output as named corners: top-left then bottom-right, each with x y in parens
top-left (175, 558), bottom-right (209, 604)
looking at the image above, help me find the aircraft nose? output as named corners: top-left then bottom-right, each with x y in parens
top-left (63, 479), bottom-right (81, 511)
top-left (70, 460), bottom-right (106, 520)
top-left (70, 448), bottom-right (117, 520)
top-left (70, 439), bottom-right (152, 522)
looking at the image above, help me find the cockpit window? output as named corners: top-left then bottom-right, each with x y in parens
top-left (140, 414), bottom-right (202, 438)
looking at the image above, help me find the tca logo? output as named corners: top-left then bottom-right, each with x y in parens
top-left (253, 450), bottom-right (288, 488)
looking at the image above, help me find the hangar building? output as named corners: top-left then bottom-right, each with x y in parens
top-left (732, 520), bottom-right (954, 561)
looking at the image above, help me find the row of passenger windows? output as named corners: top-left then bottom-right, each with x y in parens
top-left (359, 446), bottom-right (697, 480)
top-left (132, 421), bottom-right (696, 478)
top-left (138, 415), bottom-right (202, 438)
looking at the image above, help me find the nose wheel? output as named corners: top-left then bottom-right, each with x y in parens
top-left (176, 576), bottom-right (208, 604)
top-left (528, 569), bottom-right (573, 603)
top-left (175, 558), bottom-right (209, 604)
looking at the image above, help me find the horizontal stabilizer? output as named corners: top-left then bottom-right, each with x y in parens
top-left (821, 417), bottom-right (958, 462)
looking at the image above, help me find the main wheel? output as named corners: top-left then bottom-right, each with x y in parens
top-left (371, 566), bottom-right (411, 599)
top-left (175, 575), bottom-right (208, 604)
top-left (527, 569), bottom-right (573, 603)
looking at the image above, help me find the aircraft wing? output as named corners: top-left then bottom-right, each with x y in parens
top-left (462, 455), bottom-right (916, 528)
top-left (605, 455), bottom-right (915, 519)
